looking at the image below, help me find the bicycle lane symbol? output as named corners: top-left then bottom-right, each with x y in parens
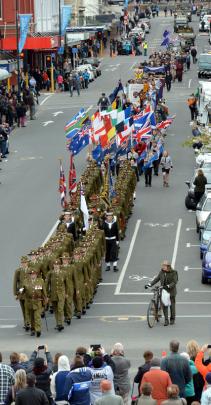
top-left (129, 275), bottom-right (153, 282)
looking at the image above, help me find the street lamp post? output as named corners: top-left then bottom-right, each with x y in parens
top-left (59, 0), bottom-right (61, 47)
top-left (15, 0), bottom-right (21, 99)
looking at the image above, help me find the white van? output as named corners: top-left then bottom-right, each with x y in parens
top-left (197, 81), bottom-right (211, 126)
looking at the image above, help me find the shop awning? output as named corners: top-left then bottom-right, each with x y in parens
top-left (66, 32), bottom-right (90, 46)
top-left (1, 36), bottom-right (59, 51)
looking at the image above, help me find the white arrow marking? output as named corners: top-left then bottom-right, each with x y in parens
top-left (129, 275), bottom-right (153, 281)
top-left (184, 288), bottom-right (210, 293)
top-left (186, 243), bottom-right (200, 247)
top-left (144, 223), bottom-right (174, 227)
top-left (184, 266), bottom-right (201, 271)
top-left (42, 120), bottom-right (54, 127)
top-left (53, 111), bottom-right (63, 117)
top-left (186, 227), bottom-right (196, 231)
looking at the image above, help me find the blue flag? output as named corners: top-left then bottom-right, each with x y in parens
top-left (161, 36), bottom-right (170, 47)
top-left (163, 30), bottom-right (170, 38)
top-left (109, 81), bottom-right (124, 104)
top-left (18, 14), bottom-right (32, 53)
top-left (92, 144), bottom-right (104, 163)
top-left (61, 6), bottom-right (72, 36)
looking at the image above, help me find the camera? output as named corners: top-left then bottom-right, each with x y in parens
top-left (38, 345), bottom-right (45, 350)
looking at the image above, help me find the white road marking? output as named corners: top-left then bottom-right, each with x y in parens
top-left (184, 288), bottom-right (210, 293)
top-left (184, 266), bottom-right (201, 271)
top-left (171, 218), bottom-right (182, 268)
top-left (41, 220), bottom-right (60, 247)
top-left (117, 292), bottom-right (153, 295)
top-left (20, 156), bottom-right (43, 161)
top-left (93, 301), bottom-right (211, 305)
top-left (40, 94), bottom-right (53, 106)
top-left (188, 79), bottom-right (192, 88)
top-left (129, 275), bottom-right (153, 282)
top-left (186, 227), bottom-right (195, 231)
top-left (53, 111), bottom-right (63, 117)
top-left (144, 223), bottom-right (174, 227)
top-left (42, 120), bottom-right (54, 127)
top-left (186, 242), bottom-right (200, 247)
top-left (0, 325), bottom-right (17, 328)
top-left (98, 283), bottom-right (117, 286)
top-left (130, 61), bottom-right (137, 71)
top-left (83, 315), bottom-right (211, 319)
top-left (115, 219), bottom-right (141, 295)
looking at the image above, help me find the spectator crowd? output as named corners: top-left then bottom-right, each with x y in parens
top-left (1, 340), bottom-right (211, 405)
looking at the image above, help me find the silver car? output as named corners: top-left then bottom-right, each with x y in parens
top-left (196, 191), bottom-right (211, 233)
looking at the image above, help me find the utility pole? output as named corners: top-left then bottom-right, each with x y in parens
top-left (15, 0), bottom-right (21, 99)
top-left (59, 0), bottom-right (61, 47)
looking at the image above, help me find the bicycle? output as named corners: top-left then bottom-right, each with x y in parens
top-left (146, 286), bottom-right (163, 328)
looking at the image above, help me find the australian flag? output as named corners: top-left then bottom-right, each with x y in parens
top-left (69, 121), bottom-right (91, 156)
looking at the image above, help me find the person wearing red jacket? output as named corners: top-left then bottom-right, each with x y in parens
top-left (195, 345), bottom-right (211, 381)
top-left (134, 141), bottom-right (147, 175)
top-left (140, 358), bottom-right (172, 405)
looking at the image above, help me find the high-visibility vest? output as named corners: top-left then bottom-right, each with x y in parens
top-left (143, 43), bottom-right (148, 49)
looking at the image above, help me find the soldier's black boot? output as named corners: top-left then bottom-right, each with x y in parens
top-left (105, 266), bottom-right (110, 271)
top-left (66, 319), bottom-right (71, 325)
top-left (164, 319), bottom-right (169, 326)
top-left (76, 312), bottom-right (81, 319)
top-left (25, 324), bottom-right (30, 331)
top-left (82, 308), bottom-right (86, 315)
top-left (58, 325), bottom-right (64, 332)
top-left (113, 266), bottom-right (119, 272)
top-left (30, 330), bottom-right (35, 336)
top-left (170, 318), bottom-right (175, 325)
top-left (36, 331), bottom-right (41, 337)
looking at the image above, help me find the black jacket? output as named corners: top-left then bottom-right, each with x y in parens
top-left (134, 361), bottom-right (152, 390)
top-left (102, 220), bottom-right (119, 241)
top-left (27, 351), bottom-right (53, 398)
top-left (193, 175), bottom-right (207, 193)
top-left (15, 387), bottom-right (49, 405)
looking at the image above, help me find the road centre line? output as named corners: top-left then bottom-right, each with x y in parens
top-left (115, 220), bottom-right (141, 295)
top-left (171, 219), bottom-right (182, 268)
top-left (41, 220), bottom-right (60, 247)
top-left (40, 94), bottom-right (53, 106)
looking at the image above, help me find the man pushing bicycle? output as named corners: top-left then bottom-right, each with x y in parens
top-left (145, 260), bottom-right (178, 326)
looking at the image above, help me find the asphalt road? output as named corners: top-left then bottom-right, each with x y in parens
top-left (0, 11), bottom-right (210, 371)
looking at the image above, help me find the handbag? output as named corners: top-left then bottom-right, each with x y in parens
top-left (11, 386), bottom-right (15, 405)
top-left (161, 289), bottom-right (171, 306)
top-left (131, 382), bottom-right (139, 405)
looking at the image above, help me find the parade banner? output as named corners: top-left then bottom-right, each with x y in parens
top-left (18, 14), bottom-right (32, 53)
top-left (61, 6), bottom-right (72, 36)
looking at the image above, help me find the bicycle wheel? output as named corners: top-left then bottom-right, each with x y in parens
top-left (147, 300), bottom-right (157, 328)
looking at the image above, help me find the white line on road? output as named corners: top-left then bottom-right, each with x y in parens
top-left (98, 283), bottom-right (117, 286)
top-left (186, 243), bottom-right (200, 247)
top-left (0, 325), bottom-right (17, 328)
top-left (83, 315), bottom-right (211, 319)
top-left (53, 111), bottom-right (63, 117)
top-left (40, 94), bottom-right (53, 106)
top-left (188, 79), bottom-right (192, 88)
top-left (184, 266), bottom-right (201, 271)
top-left (42, 120), bottom-right (54, 127)
top-left (115, 219), bottom-right (141, 295)
top-left (186, 227), bottom-right (195, 231)
top-left (171, 218), bottom-right (182, 268)
top-left (93, 301), bottom-right (211, 305)
top-left (184, 288), bottom-right (210, 293)
top-left (130, 61), bottom-right (137, 71)
top-left (41, 220), bottom-right (60, 247)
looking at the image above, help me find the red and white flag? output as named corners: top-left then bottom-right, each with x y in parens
top-left (68, 153), bottom-right (77, 194)
top-left (59, 161), bottom-right (67, 208)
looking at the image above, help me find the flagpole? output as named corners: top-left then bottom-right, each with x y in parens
top-left (16, 0), bottom-right (21, 100)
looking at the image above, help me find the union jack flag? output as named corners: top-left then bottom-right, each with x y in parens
top-left (59, 161), bottom-right (67, 208)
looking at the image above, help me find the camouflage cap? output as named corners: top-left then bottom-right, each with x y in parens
top-left (29, 249), bottom-right (38, 256)
top-left (61, 252), bottom-right (70, 259)
top-left (21, 256), bottom-right (29, 262)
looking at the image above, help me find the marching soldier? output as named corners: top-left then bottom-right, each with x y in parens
top-left (23, 267), bottom-right (47, 337)
top-left (102, 211), bottom-right (119, 272)
top-left (13, 256), bottom-right (30, 330)
top-left (58, 211), bottom-right (77, 240)
top-left (61, 253), bottom-right (80, 324)
top-left (46, 259), bottom-right (67, 331)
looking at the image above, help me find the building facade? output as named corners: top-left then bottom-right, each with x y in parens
top-left (0, 0), bottom-right (34, 39)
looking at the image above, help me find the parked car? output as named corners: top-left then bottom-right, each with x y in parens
top-left (185, 168), bottom-right (211, 210)
top-left (199, 15), bottom-right (211, 32)
top-left (75, 64), bottom-right (95, 81)
top-left (199, 212), bottom-right (211, 259)
top-left (196, 150), bottom-right (211, 167)
top-left (201, 239), bottom-right (211, 283)
top-left (196, 191), bottom-right (211, 233)
top-left (81, 57), bottom-right (102, 76)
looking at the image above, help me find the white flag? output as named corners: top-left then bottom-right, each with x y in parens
top-left (80, 186), bottom-right (89, 230)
